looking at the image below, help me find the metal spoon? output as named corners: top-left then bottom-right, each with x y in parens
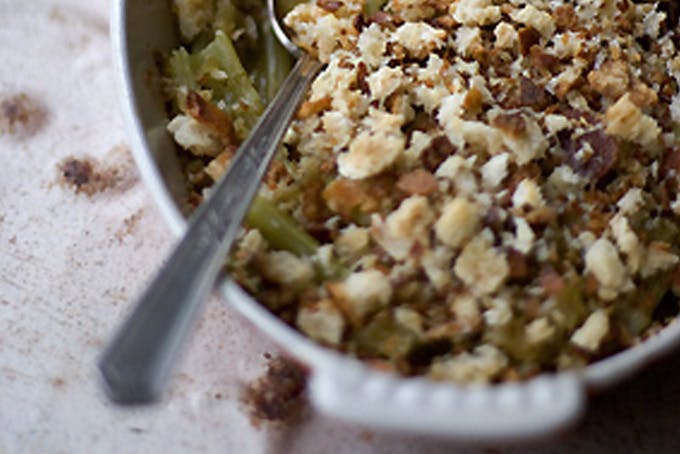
top-left (99, 0), bottom-right (321, 404)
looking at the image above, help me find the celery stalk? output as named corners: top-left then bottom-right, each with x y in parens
top-left (168, 30), bottom-right (264, 139)
top-left (213, 0), bottom-right (245, 37)
top-left (363, 0), bottom-right (387, 16)
top-left (246, 196), bottom-right (319, 257)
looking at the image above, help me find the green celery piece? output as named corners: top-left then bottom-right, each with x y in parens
top-left (167, 47), bottom-right (197, 107)
top-left (168, 21), bottom-right (325, 265)
top-left (213, 0), bottom-right (245, 38)
top-left (246, 196), bottom-right (319, 257)
top-left (363, 0), bottom-right (387, 16)
top-left (198, 31), bottom-right (264, 136)
top-left (225, 6), bottom-right (292, 103)
top-left (354, 312), bottom-right (418, 360)
top-left (168, 30), bottom-right (264, 139)
top-left (618, 271), bottom-right (674, 337)
top-left (190, 29), bottom-right (217, 53)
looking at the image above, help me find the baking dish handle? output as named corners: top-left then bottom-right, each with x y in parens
top-left (309, 361), bottom-right (585, 440)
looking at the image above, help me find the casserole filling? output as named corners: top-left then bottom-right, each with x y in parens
top-left (165, 0), bottom-right (680, 383)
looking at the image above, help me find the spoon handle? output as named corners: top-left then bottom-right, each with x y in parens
top-left (99, 54), bottom-right (322, 404)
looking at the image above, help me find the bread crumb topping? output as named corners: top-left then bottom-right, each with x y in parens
top-left (170, 0), bottom-right (680, 383)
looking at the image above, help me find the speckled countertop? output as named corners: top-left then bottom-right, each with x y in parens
top-left (1, 0), bottom-right (680, 452)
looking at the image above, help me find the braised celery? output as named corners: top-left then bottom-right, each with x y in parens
top-left (167, 1), bottom-right (322, 260)
top-left (168, 30), bottom-right (263, 139)
top-left (363, 0), bottom-right (387, 16)
top-left (246, 196), bottom-right (319, 257)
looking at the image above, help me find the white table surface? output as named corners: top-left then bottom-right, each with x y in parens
top-left (2, 0), bottom-right (680, 452)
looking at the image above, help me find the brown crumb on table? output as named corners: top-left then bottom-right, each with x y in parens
top-left (58, 157), bottom-right (115, 196)
top-left (0, 92), bottom-right (47, 137)
top-left (50, 377), bottom-right (66, 388)
top-left (359, 430), bottom-right (375, 443)
top-left (240, 355), bottom-right (308, 428)
top-left (57, 145), bottom-right (136, 196)
top-left (115, 209), bottom-right (144, 242)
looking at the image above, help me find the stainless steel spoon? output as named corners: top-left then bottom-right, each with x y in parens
top-left (99, 0), bottom-right (321, 404)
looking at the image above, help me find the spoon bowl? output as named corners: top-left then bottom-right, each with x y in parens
top-left (267, 0), bottom-right (302, 57)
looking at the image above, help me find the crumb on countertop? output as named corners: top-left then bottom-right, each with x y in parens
top-left (240, 354), bottom-right (308, 428)
top-left (0, 92), bottom-right (47, 137)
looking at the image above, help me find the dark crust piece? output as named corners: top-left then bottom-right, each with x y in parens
top-left (518, 27), bottom-right (541, 56)
top-left (492, 112), bottom-right (527, 138)
top-left (421, 135), bottom-right (457, 172)
top-left (186, 90), bottom-right (236, 144)
top-left (561, 129), bottom-right (619, 184)
top-left (659, 1), bottom-right (680, 31)
top-left (518, 77), bottom-right (553, 110)
top-left (355, 61), bottom-right (371, 95)
top-left (317, 0), bottom-right (342, 12)
top-left (553, 5), bottom-right (578, 31)
top-left (57, 156), bottom-right (123, 196)
top-left (0, 92), bottom-right (47, 136)
top-left (241, 355), bottom-right (308, 427)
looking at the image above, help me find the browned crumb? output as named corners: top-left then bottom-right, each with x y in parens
top-left (240, 355), bottom-right (308, 428)
top-left (57, 156), bottom-right (119, 196)
top-left (50, 377), bottom-right (66, 388)
top-left (420, 135), bottom-right (457, 172)
top-left (323, 178), bottom-right (375, 219)
top-left (185, 91), bottom-right (236, 145)
top-left (0, 92), bottom-right (47, 137)
top-left (355, 61), bottom-right (370, 95)
top-left (57, 145), bottom-right (136, 196)
top-left (297, 96), bottom-right (332, 119)
top-left (317, 0), bottom-right (342, 13)
top-left (115, 209), bottom-right (144, 242)
top-left (506, 249), bottom-right (531, 284)
top-left (517, 27), bottom-right (541, 56)
top-left (587, 60), bottom-right (630, 100)
top-left (492, 112), bottom-right (527, 138)
top-left (359, 430), bottom-right (375, 443)
top-left (462, 86), bottom-right (484, 114)
top-left (519, 77), bottom-right (552, 110)
top-left (396, 168), bottom-right (438, 196)
top-left (553, 4), bottom-right (577, 30)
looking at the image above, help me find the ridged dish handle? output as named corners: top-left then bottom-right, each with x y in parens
top-left (309, 361), bottom-right (585, 440)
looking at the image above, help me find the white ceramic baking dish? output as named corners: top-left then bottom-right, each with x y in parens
top-left (111, 0), bottom-right (680, 441)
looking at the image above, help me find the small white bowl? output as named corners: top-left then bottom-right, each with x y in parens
top-left (111, 0), bottom-right (680, 441)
